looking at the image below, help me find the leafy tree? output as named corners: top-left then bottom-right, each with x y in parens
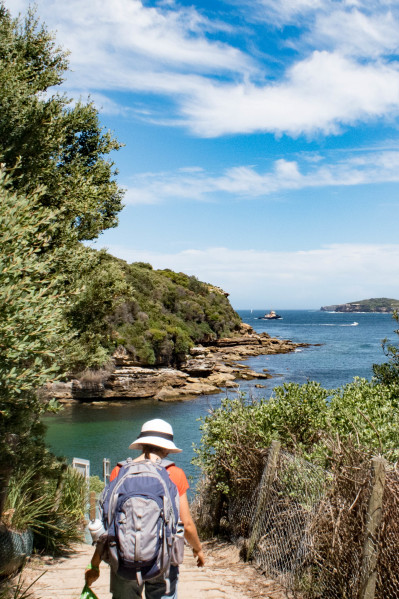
top-left (0, 1), bottom-right (130, 372)
top-left (373, 312), bottom-right (399, 386)
top-left (0, 175), bottom-right (70, 513)
top-left (0, 3), bottom-right (124, 241)
top-left (0, 3), bottom-right (130, 527)
top-left (64, 251), bottom-right (131, 371)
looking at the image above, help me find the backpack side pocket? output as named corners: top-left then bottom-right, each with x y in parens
top-left (170, 521), bottom-right (185, 566)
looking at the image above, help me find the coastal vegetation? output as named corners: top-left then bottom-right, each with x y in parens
top-left (373, 311), bottom-right (399, 385)
top-left (47, 252), bottom-right (241, 374)
top-left (193, 318), bottom-right (399, 596)
top-left (105, 261), bottom-right (241, 368)
top-left (194, 376), bottom-right (399, 498)
top-left (63, 252), bottom-right (242, 373)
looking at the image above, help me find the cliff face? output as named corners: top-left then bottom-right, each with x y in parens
top-left (45, 323), bottom-right (308, 403)
top-left (321, 298), bottom-right (399, 313)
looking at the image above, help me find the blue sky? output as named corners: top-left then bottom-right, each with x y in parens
top-left (7, 0), bottom-right (399, 308)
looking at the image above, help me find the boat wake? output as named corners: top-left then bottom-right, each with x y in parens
top-left (318, 322), bottom-right (359, 327)
top-left (276, 322), bottom-right (360, 327)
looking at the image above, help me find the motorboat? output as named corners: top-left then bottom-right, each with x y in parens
top-left (258, 310), bottom-right (282, 320)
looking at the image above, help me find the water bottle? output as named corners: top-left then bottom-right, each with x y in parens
top-left (88, 518), bottom-right (106, 543)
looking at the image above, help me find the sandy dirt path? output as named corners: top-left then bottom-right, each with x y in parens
top-left (22, 541), bottom-right (289, 599)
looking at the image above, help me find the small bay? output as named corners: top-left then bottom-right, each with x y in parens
top-left (44, 310), bottom-right (398, 484)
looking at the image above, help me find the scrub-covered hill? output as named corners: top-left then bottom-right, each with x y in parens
top-left (112, 261), bottom-right (242, 366)
top-left (67, 253), bottom-right (242, 372)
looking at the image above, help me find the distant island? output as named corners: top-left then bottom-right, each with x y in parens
top-left (321, 298), bottom-right (399, 313)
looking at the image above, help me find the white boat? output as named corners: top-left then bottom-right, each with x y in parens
top-left (258, 310), bottom-right (282, 320)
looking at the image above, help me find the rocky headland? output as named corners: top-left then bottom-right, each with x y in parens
top-left (321, 297), bottom-right (399, 313)
top-left (46, 324), bottom-right (308, 404)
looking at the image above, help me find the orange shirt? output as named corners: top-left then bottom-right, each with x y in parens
top-left (109, 462), bottom-right (189, 497)
top-left (165, 465), bottom-right (189, 497)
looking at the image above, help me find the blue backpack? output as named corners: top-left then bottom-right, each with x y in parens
top-left (100, 458), bottom-right (184, 588)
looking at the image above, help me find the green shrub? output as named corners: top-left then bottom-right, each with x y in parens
top-left (133, 262), bottom-right (153, 270)
top-left (194, 379), bottom-right (399, 497)
top-left (89, 475), bottom-right (105, 495)
top-left (373, 311), bottom-right (399, 386)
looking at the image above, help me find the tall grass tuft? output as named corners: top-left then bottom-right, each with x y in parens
top-left (3, 466), bottom-right (87, 555)
top-left (0, 569), bottom-right (45, 599)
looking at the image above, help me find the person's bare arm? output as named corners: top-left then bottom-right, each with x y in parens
top-left (85, 545), bottom-right (102, 586)
top-left (179, 492), bottom-right (205, 567)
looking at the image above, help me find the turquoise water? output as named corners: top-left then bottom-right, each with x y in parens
top-left (45, 310), bottom-right (398, 484)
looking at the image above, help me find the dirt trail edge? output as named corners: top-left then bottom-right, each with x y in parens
top-left (23, 541), bottom-right (290, 599)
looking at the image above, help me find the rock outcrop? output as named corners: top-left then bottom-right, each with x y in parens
top-left (46, 324), bottom-right (308, 404)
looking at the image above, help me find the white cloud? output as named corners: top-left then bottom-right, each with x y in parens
top-left (6, 0), bottom-right (399, 137)
top-left (251, 0), bottom-right (325, 24)
top-left (253, 0), bottom-right (396, 27)
top-left (123, 150), bottom-right (399, 204)
top-left (6, 0), bottom-right (252, 79)
top-left (98, 243), bottom-right (399, 308)
top-left (179, 51), bottom-right (399, 136)
top-left (253, 0), bottom-right (399, 59)
top-left (310, 9), bottom-right (399, 57)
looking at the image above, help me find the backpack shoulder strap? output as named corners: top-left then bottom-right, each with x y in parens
top-left (117, 457), bottom-right (133, 468)
top-left (106, 459), bottom-right (141, 526)
top-left (158, 459), bottom-right (180, 523)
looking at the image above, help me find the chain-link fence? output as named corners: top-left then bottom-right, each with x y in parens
top-left (0, 528), bottom-right (33, 576)
top-left (194, 443), bottom-right (399, 599)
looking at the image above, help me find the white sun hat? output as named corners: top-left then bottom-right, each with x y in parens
top-left (129, 419), bottom-right (182, 453)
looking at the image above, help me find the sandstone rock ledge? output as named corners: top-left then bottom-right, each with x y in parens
top-left (47, 324), bottom-right (308, 404)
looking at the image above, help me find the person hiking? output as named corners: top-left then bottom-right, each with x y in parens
top-left (85, 418), bottom-right (205, 599)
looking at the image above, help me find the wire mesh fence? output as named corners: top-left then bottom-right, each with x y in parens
top-left (194, 443), bottom-right (399, 599)
top-left (377, 470), bottom-right (399, 598)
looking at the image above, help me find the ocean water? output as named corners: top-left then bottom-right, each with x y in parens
top-left (237, 309), bottom-right (397, 389)
top-left (44, 310), bottom-right (398, 483)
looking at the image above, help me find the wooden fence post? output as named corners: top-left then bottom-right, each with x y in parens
top-left (89, 491), bottom-right (97, 521)
top-left (358, 456), bottom-right (386, 599)
top-left (246, 440), bottom-right (281, 560)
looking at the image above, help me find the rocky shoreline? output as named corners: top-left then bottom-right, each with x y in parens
top-left (46, 324), bottom-right (309, 404)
